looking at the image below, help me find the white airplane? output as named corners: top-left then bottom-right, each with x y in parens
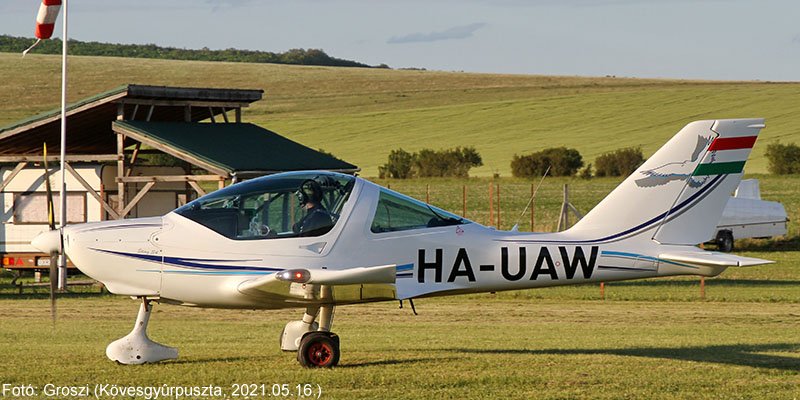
top-left (33, 118), bottom-right (771, 368)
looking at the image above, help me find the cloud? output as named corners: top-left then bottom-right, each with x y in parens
top-left (388, 23), bottom-right (486, 44)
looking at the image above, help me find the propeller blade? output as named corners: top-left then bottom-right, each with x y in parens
top-left (43, 143), bottom-right (56, 231)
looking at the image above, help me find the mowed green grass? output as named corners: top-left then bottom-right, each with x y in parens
top-left (1, 264), bottom-right (799, 400)
top-left (2, 53), bottom-right (800, 176)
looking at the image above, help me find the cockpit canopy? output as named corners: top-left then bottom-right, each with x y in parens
top-left (175, 172), bottom-right (355, 240)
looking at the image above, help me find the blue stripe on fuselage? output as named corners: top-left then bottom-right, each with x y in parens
top-left (90, 248), bottom-right (281, 273)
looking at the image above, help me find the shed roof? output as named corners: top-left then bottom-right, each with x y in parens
top-left (113, 121), bottom-right (358, 176)
top-left (0, 84), bottom-right (264, 155)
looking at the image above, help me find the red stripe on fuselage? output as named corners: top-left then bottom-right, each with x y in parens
top-left (708, 136), bottom-right (757, 151)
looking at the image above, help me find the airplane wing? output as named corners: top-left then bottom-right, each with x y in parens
top-left (237, 264), bottom-right (398, 304)
top-left (659, 251), bottom-right (772, 267)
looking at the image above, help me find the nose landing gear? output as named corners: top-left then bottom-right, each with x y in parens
top-left (281, 303), bottom-right (340, 368)
top-left (298, 331), bottom-right (340, 368)
top-left (105, 298), bottom-right (178, 364)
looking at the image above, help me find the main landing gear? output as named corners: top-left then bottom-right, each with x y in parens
top-left (106, 298), bottom-right (178, 364)
top-left (280, 304), bottom-right (340, 368)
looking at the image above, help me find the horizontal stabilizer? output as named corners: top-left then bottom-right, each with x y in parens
top-left (659, 251), bottom-right (773, 267)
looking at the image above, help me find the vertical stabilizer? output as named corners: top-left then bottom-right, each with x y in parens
top-left (570, 119), bottom-right (765, 245)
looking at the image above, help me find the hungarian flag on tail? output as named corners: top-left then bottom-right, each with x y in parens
top-left (693, 134), bottom-right (758, 176)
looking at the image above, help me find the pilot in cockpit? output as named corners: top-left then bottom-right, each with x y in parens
top-left (293, 179), bottom-right (334, 236)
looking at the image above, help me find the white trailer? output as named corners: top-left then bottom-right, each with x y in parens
top-left (1, 164), bottom-right (187, 270)
top-left (711, 179), bottom-right (788, 252)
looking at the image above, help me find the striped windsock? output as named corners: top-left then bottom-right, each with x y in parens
top-left (35, 0), bottom-right (63, 39)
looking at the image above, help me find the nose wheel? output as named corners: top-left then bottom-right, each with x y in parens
top-left (283, 299), bottom-right (340, 368)
top-left (297, 332), bottom-right (340, 368)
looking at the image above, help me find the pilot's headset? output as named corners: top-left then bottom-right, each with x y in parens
top-left (297, 179), bottom-right (323, 206)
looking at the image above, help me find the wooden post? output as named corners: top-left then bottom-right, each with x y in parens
top-left (488, 182), bottom-right (494, 226)
top-left (100, 184), bottom-right (105, 221)
top-left (557, 183), bottom-right (569, 231)
top-left (600, 282), bottom-right (605, 300)
top-left (563, 183), bottom-right (569, 229)
top-left (700, 277), bottom-right (706, 299)
top-left (188, 181), bottom-right (207, 197)
top-left (125, 142), bottom-right (142, 177)
top-left (496, 183), bottom-right (501, 229)
top-left (462, 185), bottom-right (467, 218)
top-left (426, 184), bottom-right (430, 204)
top-left (218, 177), bottom-right (225, 190)
top-left (530, 182), bottom-right (535, 232)
top-left (116, 133), bottom-right (125, 216)
top-left (146, 105), bottom-right (154, 121)
top-left (119, 181), bottom-right (156, 218)
top-left (0, 162), bottom-right (28, 193)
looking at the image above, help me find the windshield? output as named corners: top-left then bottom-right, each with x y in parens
top-left (175, 172), bottom-right (355, 240)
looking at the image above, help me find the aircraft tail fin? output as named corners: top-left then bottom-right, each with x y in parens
top-left (570, 119), bottom-right (765, 245)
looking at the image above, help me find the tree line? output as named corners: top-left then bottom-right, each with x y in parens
top-left (0, 35), bottom-right (383, 68)
top-left (378, 145), bottom-right (645, 179)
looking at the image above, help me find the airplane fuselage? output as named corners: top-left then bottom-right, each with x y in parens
top-left (62, 177), bottom-right (722, 310)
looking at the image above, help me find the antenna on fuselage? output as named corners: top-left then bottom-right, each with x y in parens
top-left (511, 165), bottom-right (550, 232)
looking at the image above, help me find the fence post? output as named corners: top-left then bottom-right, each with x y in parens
top-left (462, 185), bottom-right (467, 217)
top-left (700, 277), bottom-right (706, 299)
top-left (530, 182), bottom-right (535, 231)
top-left (489, 182), bottom-right (494, 226)
top-left (496, 183), bottom-right (501, 229)
top-left (426, 184), bottom-right (430, 204)
top-left (600, 282), bottom-right (605, 300)
top-left (557, 184), bottom-right (570, 231)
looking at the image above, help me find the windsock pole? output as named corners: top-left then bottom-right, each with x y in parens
top-left (57, 0), bottom-right (68, 290)
top-left (22, 0), bottom-right (68, 289)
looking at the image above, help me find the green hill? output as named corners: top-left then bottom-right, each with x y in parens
top-left (2, 52), bottom-right (799, 177)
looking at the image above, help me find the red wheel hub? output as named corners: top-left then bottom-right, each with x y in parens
top-left (307, 342), bottom-right (333, 366)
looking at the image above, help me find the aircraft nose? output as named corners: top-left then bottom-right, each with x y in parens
top-left (32, 230), bottom-right (62, 254)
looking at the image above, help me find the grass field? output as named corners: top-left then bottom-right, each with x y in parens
top-left (2, 52), bottom-right (800, 176)
top-left (2, 53), bottom-right (800, 399)
top-left (1, 173), bottom-right (799, 399)
top-left (1, 263), bottom-right (799, 399)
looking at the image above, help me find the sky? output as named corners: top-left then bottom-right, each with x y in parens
top-left (1, 0), bottom-right (798, 81)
